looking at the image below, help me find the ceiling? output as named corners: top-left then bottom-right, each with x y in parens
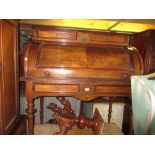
top-left (20, 19), bottom-right (155, 33)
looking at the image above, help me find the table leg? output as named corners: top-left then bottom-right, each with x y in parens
top-left (108, 97), bottom-right (113, 123)
top-left (79, 100), bottom-right (83, 115)
top-left (25, 98), bottom-right (36, 135)
top-left (40, 97), bottom-right (44, 124)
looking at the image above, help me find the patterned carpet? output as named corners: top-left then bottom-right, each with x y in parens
top-left (34, 123), bottom-right (124, 135)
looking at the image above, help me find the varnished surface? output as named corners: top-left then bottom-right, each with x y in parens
top-left (25, 43), bottom-right (142, 80)
top-left (24, 27), bottom-right (143, 134)
top-left (10, 115), bottom-right (27, 135)
top-left (24, 40), bottom-right (143, 100)
top-left (34, 84), bottom-right (79, 93)
top-left (0, 20), bottom-right (19, 134)
top-left (47, 97), bottom-right (104, 135)
top-left (33, 27), bottom-right (130, 46)
top-left (40, 97), bottom-right (44, 124)
top-left (133, 30), bottom-right (155, 74)
top-left (36, 45), bottom-right (131, 70)
top-left (37, 30), bottom-right (77, 40)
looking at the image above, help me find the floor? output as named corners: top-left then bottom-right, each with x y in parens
top-left (34, 123), bottom-right (124, 135)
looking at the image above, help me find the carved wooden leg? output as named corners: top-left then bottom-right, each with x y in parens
top-left (108, 97), bottom-right (113, 123)
top-left (25, 98), bottom-right (36, 135)
top-left (40, 97), bottom-right (44, 124)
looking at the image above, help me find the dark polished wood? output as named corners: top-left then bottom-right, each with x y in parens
top-left (133, 30), bottom-right (155, 74)
top-left (10, 115), bottom-right (27, 135)
top-left (24, 27), bottom-right (143, 134)
top-left (0, 20), bottom-right (23, 134)
top-left (40, 97), bottom-right (44, 124)
top-left (79, 100), bottom-right (83, 115)
top-left (122, 102), bottom-right (133, 135)
top-left (33, 27), bottom-right (130, 46)
top-left (25, 81), bottom-right (36, 134)
top-left (108, 97), bottom-right (113, 123)
top-left (19, 50), bottom-right (25, 78)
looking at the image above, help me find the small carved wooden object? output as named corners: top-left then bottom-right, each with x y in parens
top-left (47, 97), bottom-right (104, 135)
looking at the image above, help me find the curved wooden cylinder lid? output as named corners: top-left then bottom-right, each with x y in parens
top-left (24, 42), bottom-right (143, 80)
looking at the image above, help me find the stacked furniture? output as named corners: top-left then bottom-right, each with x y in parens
top-left (133, 30), bottom-right (155, 74)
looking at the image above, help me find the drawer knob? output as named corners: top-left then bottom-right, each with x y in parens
top-left (122, 73), bottom-right (128, 78)
top-left (85, 88), bottom-right (90, 92)
top-left (44, 70), bottom-right (50, 77)
top-left (81, 37), bottom-right (89, 42)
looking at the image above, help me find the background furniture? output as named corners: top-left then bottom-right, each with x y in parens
top-left (131, 73), bottom-right (155, 134)
top-left (133, 30), bottom-right (155, 74)
top-left (122, 30), bottom-right (155, 134)
top-left (0, 19), bottom-right (26, 134)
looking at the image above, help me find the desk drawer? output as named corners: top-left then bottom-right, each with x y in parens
top-left (77, 32), bottom-right (129, 46)
top-left (79, 85), bottom-right (95, 94)
top-left (95, 86), bottom-right (130, 94)
top-left (34, 30), bottom-right (77, 40)
top-left (34, 84), bottom-right (79, 93)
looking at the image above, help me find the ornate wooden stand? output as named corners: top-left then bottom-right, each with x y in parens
top-left (47, 97), bottom-right (104, 135)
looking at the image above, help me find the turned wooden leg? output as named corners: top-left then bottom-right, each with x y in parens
top-left (108, 97), bottom-right (113, 123)
top-left (40, 97), bottom-right (44, 124)
top-left (25, 98), bottom-right (36, 135)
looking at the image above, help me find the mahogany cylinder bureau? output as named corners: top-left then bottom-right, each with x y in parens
top-left (24, 27), bottom-right (143, 134)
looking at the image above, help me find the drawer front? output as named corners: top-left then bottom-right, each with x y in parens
top-left (95, 86), bottom-right (130, 94)
top-left (34, 84), bottom-right (79, 93)
top-left (77, 32), bottom-right (129, 46)
top-left (35, 30), bottom-right (77, 40)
